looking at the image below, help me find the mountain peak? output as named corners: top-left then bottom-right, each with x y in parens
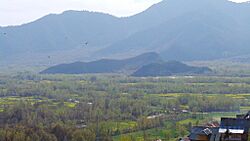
top-left (2, 0), bottom-right (250, 67)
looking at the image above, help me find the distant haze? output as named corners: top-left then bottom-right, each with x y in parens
top-left (0, 0), bottom-right (249, 26)
top-left (2, 0), bottom-right (250, 66)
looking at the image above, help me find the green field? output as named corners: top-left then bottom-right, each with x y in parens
top-left (0, 74), bottom-right (250, 140)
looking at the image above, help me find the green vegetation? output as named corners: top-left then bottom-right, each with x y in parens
top-left (0, 73), bottom-right (250, 141)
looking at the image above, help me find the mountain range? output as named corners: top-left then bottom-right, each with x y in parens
top-left (41, 52), bottom-right (212, 76)
top-left (1, 0), bottom-right (250, 67)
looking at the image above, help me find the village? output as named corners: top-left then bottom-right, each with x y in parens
top-left (179, 111), bottom-right (250, 141)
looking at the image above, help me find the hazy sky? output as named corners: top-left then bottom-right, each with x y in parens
top-left (0, 0), bottom-right (249, 26)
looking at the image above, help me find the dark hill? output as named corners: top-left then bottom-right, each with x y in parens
top-left (41, 52), bottom-right (162, 74)
top-left (132, 61), bottom-right (212, 77)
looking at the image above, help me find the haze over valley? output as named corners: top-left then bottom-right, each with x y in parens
top-left (1, 0), bottom-right (250, 72)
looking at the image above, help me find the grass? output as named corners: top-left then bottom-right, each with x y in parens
top-left (113, 128), bottom-right (169, 141)
top-left (101, 121), bottom-right (137, 132)
top-left (113, 119), bottom-right (193, 141)
top-left (178, 118), bottom-right (200, 125)
top-left (153, 93), bottom-right (250, 98)
top-left (111, 111), bottom-right (243, 141)
top-left (240, 106), bottom-right (250, 113)
top-left (0, 96), bottom-right (78, 113)
top-left (64, 102), bottom-right (77, 108)
top-left (204, 112), bottom-right (238, 121)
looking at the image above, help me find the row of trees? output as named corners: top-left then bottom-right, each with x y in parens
top-left (178, 95), bottom-right (240, 112)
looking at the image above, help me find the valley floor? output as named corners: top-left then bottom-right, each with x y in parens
top-left (0, 74), bottom-right (250, 141)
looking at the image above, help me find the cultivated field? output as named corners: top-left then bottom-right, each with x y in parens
top-left (0, 73), bottom-right (250, 140)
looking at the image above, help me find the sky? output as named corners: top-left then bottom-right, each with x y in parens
top-left (0, 0), bottom-right (249, 27)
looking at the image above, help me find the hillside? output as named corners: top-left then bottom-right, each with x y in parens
top-left (132, 61), bottom-right (212, 77)
top-left (41, 52), bottom-right (162, 74)
top-left (0, 11), bottom-right (133, 65)
top-left (97, 0), bottom-right (250, 60)
top-left (41, 52), bottom-right (212, 76)
top-left (2, 0), bottom-right (250, 67)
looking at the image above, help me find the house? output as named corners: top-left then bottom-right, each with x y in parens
top-left (188, 111), bottom-right (250, 141)
top-left (206, 121), bottom-right (220, 128)
top-left (219, 118), bottom-right (250, 141)
top-left (188, 126), bottom-right (219, 141)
